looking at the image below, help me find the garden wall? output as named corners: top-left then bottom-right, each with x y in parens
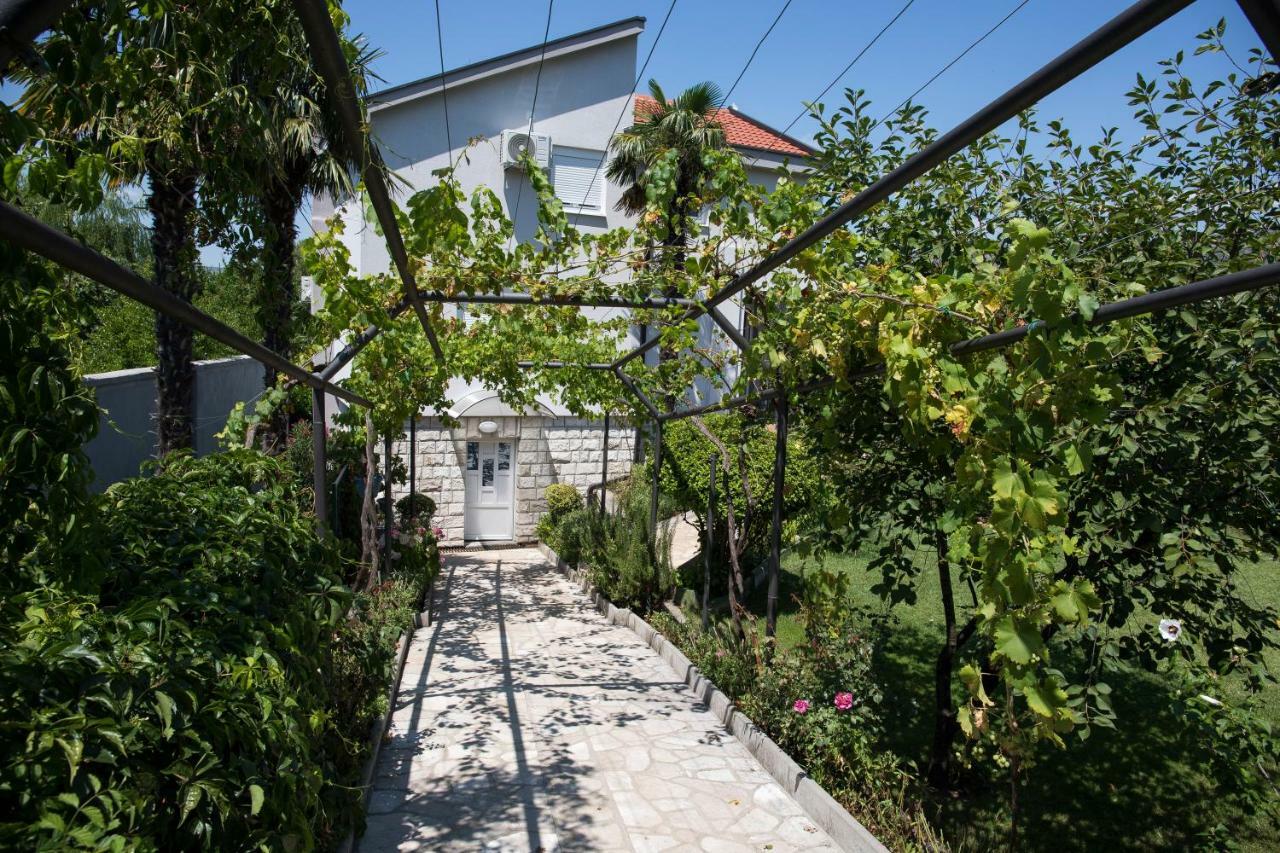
top-left (393, 416), bottom-right (636, 545)
top-left (83, 355), bottom-right (265, 490)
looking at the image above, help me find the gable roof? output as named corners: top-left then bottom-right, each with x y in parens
top-left (368, 17), bottom-right (645, 114)
top-left (634, 94), bottom-right (814, 158)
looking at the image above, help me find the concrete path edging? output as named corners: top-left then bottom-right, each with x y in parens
top-left (536, 543), bottom-right (888, 853)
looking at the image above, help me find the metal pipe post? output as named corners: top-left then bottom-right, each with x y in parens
top-left (383, 433), bottom-right (393, 569)
top-left (766, 392), bottom-right (788, 639)
top-left (312, 389), bottom-right (327, 531)
top-left (600, 413), bottom-right (610, 517)
top-left (649, 419), bottom-right (663, 601)
top-left (1236, 0), bottom-right (1280, 65)
top-left (703, 453), bottom-right (717, 631)
top-left (409, 415), bottom-right (417, 524)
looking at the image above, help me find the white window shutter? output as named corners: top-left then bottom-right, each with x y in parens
top-left (552, 147), bottom-right (605, 213)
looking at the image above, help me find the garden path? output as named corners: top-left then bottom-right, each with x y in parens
top-left (360, 547), bottom-right (837, 852)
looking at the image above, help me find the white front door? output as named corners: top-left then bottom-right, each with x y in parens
top-left (463, 440), bottom-right (514, 540)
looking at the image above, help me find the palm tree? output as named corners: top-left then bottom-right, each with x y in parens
top-left (18, 1), bottom-right (284, 454)
top-left (239, 22), bottom-right (384, 449)
top-left (606, 79), bottom-right (728, 266)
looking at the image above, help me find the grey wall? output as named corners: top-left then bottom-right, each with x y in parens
top-left (84, 355), bottom-right (265, 490)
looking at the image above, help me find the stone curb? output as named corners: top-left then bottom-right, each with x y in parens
top-left (536, 543), bottom-right (887, 853)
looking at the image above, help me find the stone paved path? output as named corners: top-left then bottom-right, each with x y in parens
top-left (361, 547), bottom-right (838, 852)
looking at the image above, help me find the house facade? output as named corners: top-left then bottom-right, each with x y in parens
top-left (312, 16), bottom-right (811, 546)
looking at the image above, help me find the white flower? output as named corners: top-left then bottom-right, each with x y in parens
top-left (1198, 694), bottom-right (1223, 707)
top-left (1158, 618), bottom-right (1183, 643)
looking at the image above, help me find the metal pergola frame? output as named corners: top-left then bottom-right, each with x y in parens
top-left (2, 0), bottom-right (1278, 638)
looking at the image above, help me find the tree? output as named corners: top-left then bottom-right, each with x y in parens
top-left (16, 1), bottom-right (294, 454)
top-left (785, 22), bottom-right (1280, 803)
top-left (234, 10), bottom-right (382, 449)
top-left (606, 79), bottom-right (728, 265)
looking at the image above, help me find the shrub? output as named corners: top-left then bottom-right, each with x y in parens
top-left (537, 483), bottom-right (585, 554)
top-left (0, 450), bottom-right (431, 850)
top-left (651, 413), bottom-right (829, 583)
top-left (396, 492), bottom-right (436, 527)
top-left (577, 482), bottom-right (673, 611)
top-left (650, 567), bottom-right (944, 850)
top-left (544, 482), bottom-right (583, 517)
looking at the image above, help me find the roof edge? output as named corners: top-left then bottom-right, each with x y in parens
top-left (369, 16), bottom-right (646, 113)
top-left (724, 107), bottom-right (817, 157)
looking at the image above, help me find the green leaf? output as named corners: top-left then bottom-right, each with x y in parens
top-left (993, 458), bottom-right (1019, 500)
top-left (249, 784), bottom-right (264, 816)
top-left (1023, 681), bottom-right (1069, 719)
top-left (1063, 442), bottom-right (1092, 476)
top-left (994, 615), bottom-right (1044, 665)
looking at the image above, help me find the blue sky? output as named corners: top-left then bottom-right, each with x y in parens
top-left (348, 0), bottom-right (1267, 149)
top-left (5, 1), bottom-right (1269, 266)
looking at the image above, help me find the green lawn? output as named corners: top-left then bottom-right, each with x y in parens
top-left (733, 550), bottom-right (1280, 851)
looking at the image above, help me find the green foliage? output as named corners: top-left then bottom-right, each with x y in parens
top-left (0, 242), bottom-right (99, 592)
top-left (544, 482), bottom-right (584, 517)
top-left (0, 450), bottom-right (434, 850)
top-left (556, 483), bottom-right (672, 611)
top-left (655, 413), bottom-right (827, 564)
top-left (396, 493), bottom-right (436, 527)
top-left (537, 483), bottom-right (586, 558)
top-left (652, 580), bottom-right (942, 848)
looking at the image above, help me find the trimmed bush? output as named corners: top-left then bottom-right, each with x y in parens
top-left (544, 483), bottom-right (583, 517)
top-left (396, 492), bottom-right (436, 527)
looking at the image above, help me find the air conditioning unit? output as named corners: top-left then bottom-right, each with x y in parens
top-left (501, 129), bottom-right (551, 170)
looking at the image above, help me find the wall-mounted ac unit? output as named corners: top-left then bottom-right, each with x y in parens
top-left (501, 129), bottom-right (551, 170)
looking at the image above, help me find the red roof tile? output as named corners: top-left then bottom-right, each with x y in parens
top-left (634, 95), bottom-right (813, 158)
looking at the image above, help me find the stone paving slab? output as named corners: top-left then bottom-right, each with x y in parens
top-left (360, 547), bottom-right (837, 853)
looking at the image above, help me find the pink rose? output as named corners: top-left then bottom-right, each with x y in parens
top-left (793, 699), bottom-right (810, 714)
top-left (834, 692), bottom-right (854, 711)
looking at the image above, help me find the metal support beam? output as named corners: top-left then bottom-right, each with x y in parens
top-left (613, 368), bottom-right (662, 420)
top-left (660, 262), bottom-right (1280, 423)
top-left (317, 298), bottom-right (412, 381)
top-left (600, 413), bottom-right (610, 517)
top-left (312, 389), bottom-right (328, 531)
top-left (703, 453), bottom-right (717, 631)
top-left (0, 0), bottom-right (75, 75)
top-left (0, 200), bottom-right (373, 408)
top-left (1237, 0), bottom-right (1280, 64)
top-left (291, 0), bottom-right (445, 362)
top-left (708, 304), bottom-right (751, 351)
top-left (418, 291), bottom-right (698, 310)
top-left (517, 361), bottom-right (615, 370)
top-left (766, 392), bottom-right (787, 639)
top-left (649, 419), bottom-right (663, 604)
top-left (612, 0), bottom-right (1198, 371)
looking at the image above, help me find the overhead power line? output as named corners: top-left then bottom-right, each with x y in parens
top-left (872, 0), bottom-right (1034, 131)
top-left (510, 0), bottom-right (556, 238)
top-left (434, 0), bottom-right (453, 156)
top-left (781, 0), bottom-right (917, 138)
top-left (575, 0), bottom-right (680, 212)
top-left (721, 0), bottom-right (794, 109)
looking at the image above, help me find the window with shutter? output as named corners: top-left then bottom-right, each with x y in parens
top-left (552, 146), bottom-right (605, 214)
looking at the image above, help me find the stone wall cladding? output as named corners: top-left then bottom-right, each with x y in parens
top-left (393, 416), bottom-right (635, 547)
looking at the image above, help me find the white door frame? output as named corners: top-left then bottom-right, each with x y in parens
top-left (463, 439), bottom-right (515, 540)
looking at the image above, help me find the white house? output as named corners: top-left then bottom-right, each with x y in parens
top-left (313, 16), bottom-right (811, 546)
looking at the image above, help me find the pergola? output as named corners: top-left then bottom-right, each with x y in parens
top-left (2, 0), bottom-right (1279, 639)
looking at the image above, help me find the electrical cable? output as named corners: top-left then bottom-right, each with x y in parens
top-left (510, 0), bottom-right (556, 240)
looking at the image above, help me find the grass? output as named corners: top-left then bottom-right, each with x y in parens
top-left (731, 549), bottom-right (1280, 851)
